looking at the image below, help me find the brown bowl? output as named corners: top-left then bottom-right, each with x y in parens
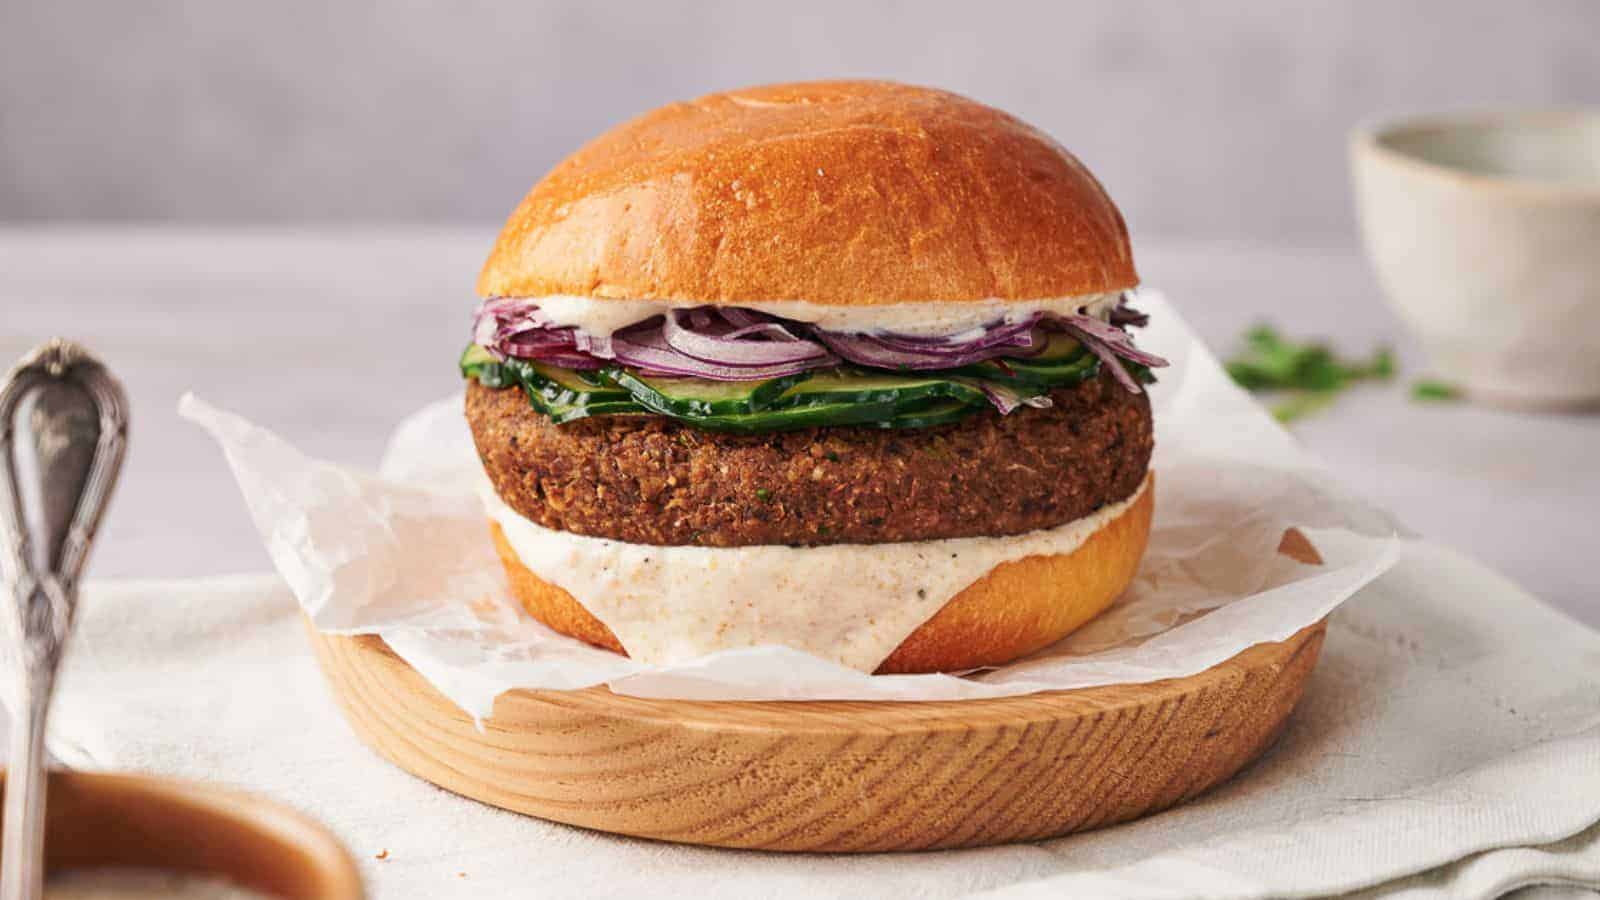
top-left (0, 769), bottom-right (362, 898)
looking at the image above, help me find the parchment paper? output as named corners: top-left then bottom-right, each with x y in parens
top-left (181, 292), bottom-right (1399, 718)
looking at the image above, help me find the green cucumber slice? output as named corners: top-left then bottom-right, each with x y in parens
top-left (516, 360), bottom-right (630, 406)
top-left (774, 370), bottom-right (987, 408)
top-left (874, 399), bottom-right (982, 429)
top-left (460, 345), bottom-right (513, 388)
top-left (460, 344), bottom-right (497, 370)
top-left (605, 368), bottom-right (808, 416)
top-left (664, 398), bottom-right (910, 433)
top-left (460, 347), bottom-right (638, 419)
top-left (514, 361), bottom-right (638, 422)
top-left (961, 347), bottom-right (1099, 387)
top-left (1029, 332), bottom-right (1087, 362)
top-left (531, 393), bottom-right (648, 424)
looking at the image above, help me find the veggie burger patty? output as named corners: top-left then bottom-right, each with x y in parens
top-left (467, 370), bottom-right (1152, 547)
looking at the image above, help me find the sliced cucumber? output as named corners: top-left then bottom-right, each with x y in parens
top-left (1004, 352), bottom-right (1100, 383)
top-left (460, 345), bottom-right (513, 388)
top-left (774, 370), bottom-right (987, 408)
top-left (605, 368), bottom-right (808, 416)
top-left (462, 348), bottom-right (641, 421)
top-left (460, 344), bottom-right (498, 370)
top-left (607, 367), bottom-right (997, 426)
top-left (874, 400), bottom-right (982, 430)
top-left (516, 360), bottom-right (630, 406)
top-left (664, 398), bottom-right (908, 433)
top-left (514, 361), bottom-right (638, 423)
top-left (961, 345), bottom-right (1099, 388)
top-left (531, 393), bottom-right (648, 424)
top-left (1029, 331), bottom-right (1086, 362)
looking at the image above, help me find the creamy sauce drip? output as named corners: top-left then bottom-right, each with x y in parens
top-left (484, 474), bottom-right (1149, 670)
top-left (526, 292), bottom-right (1124, 338)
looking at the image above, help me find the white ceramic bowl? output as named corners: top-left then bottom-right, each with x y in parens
top-left (1351, 110), bottom-right (1600, 408)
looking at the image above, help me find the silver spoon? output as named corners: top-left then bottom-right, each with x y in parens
top-left (0, 341), bottom-right (128, 900)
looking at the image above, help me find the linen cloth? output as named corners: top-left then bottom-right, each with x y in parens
top-left (28, 536), bottom-right (1600, 899)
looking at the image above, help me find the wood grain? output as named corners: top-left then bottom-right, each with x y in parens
top-left (307, 620), bottom-right (1325, 852)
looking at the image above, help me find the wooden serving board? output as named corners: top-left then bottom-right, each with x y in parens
top-left (307, 619), bottom-right (1325, 853)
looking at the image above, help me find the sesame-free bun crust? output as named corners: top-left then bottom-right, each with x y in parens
top-left (478, 80), bottom-right (1137, 305)
top-left (488, 476), bottom-right (1153, 674)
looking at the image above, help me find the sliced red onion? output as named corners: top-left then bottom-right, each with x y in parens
top-left (870, 328), bottom-right (1039, 355)
top-left (502, 327), bottom-right (574, 349)
top-left (661, 308), bottom-right (835, 368)
top-left (527, 350), bottom-right (609, 370)
top-left (1109, 294), bottom-right (1150, 329)
top-left (470, 298), bottom-right (1167, 402)
top-left (979, 383), bottom-right (1023, 414)
top-left (1056, 315), bottom-right (1169, 369)
top-left (500, 329), bottom-right (607, 370)
top-left (816, 328), bottom-right (1042, 370)
top-left (868, 314), bottom-right (1042, 351)
top-left (814, 332), bottom-right (952, 369)
top-left (473, 314), bottom-right (499, 348)
top-left (572, 330), bottom-right (614, 357)
top-left (724, 321), bottom-right (803, 342)
top-left (612, 328), bottom-right (820, 381)
top-left (1075, 331), bottom-right (1141, 392)
top-left (717, 307), bottom-right (770, 329)
top-left (974, 381), bottom-right (1055, 415)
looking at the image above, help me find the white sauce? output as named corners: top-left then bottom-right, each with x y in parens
top-left (46, 869), bottom-right (267, 900)
top-left (484, 474), bottom-right (1149, 670)
top-left (528, 292), bottom-right (1124, 338)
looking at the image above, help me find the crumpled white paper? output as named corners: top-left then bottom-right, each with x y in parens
top-left (181, 292), bottom-right (1400, 719)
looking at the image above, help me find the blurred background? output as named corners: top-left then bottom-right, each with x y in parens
top-left (1, 1), bottom-right (1597, 622)
top-left (4, 0), bottom-right (1597, 238)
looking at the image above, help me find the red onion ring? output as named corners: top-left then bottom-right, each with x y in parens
top-left (661, 309), bottom-right (835, 367)
top-left (612, 327), bottom-right (821, 381)
top-left (470, 297), bottom-right (1169, 405)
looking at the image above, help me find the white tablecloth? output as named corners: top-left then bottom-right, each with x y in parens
top-left (33, 537), bottom-right (1600, 899)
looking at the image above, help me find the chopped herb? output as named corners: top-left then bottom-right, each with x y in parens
top-left (1225, 324), bottom-right (1397, 424)
top-left (817, 524), bottom-right (831, 536)
top-left (1271, 391), bottom-right (1337, 424)
top-left (1411, 379), bottom-right (1462, 402)
top-left (755, 488), bottom-right (772, 502)
top-left (824, 451), bottom-right (840, 462)
top-left (1371, 347), bottom-right (1397, 379)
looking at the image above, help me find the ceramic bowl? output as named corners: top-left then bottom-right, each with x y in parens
top-left (0, 769), bottom-right (363, 898)
top-left (1350, 110), bottom-right (1600, 408)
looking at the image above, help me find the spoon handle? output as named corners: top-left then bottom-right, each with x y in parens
top-left (0, 341), bottom-right (128, 900)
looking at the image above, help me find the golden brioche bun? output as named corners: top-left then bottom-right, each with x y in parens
top-left (478, 80), bottom-right (1137, 306)
top-left (488, 477), bottom-right (1154, 674)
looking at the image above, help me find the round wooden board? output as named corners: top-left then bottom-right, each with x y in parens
top-left (307, 620), bottom-right (1325, 853)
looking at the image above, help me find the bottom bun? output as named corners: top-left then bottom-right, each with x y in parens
top-left (489, 477), bottom-right (1154, 674)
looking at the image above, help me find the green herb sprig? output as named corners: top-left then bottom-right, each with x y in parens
top-left (1224, 325), bottom-right (1396, 423)
top-left (1410, 379), bottom-right (1462, 402)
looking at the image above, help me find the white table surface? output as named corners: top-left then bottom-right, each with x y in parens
top-left (1, 227), bottom-right (1596, 629)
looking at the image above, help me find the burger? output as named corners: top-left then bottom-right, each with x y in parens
top-left (460, 80), bottom-right (1165, 675)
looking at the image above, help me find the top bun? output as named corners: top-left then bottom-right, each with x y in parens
top-left (478, 80), bottom-right (1137, 306)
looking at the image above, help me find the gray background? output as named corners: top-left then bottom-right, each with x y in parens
top-left (3, 0), bottom-right (1597, 240)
